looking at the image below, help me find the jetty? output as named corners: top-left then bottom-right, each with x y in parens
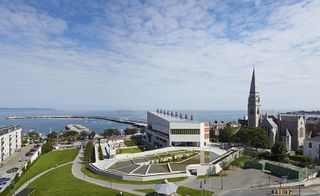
top-left (7, 115), bottom-right (147, 128)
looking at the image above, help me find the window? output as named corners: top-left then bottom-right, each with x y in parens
top-left (171, 129), bottom-right (200, 135)
top-left (309, 143), bottom-right (312, 148)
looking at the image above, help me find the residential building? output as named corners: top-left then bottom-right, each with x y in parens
top-left (145, 110), bottom-right (210, 148)
top-left (303, 136), bottom-right (320, 164)
top-left (248, 69), bottom-right (261, 128)
top-left (0, 125), bottom-right (22, 163)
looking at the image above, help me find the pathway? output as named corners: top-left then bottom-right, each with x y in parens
top-left (14, 161), bottom-right (72, 195)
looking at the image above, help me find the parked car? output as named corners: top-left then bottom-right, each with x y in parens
top-left (16, 149), bottom-right (21, 152)
top-left (0, 178), bottom-right (10, 183)
top-left (25, 152), bottom-right (31, 156)
top-left (19, 156), bottom-right (29, 162)
top-left (6, 167), bottom-right (19, 174)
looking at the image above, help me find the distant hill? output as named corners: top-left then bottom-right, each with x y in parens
top-left (0, 108), bottom-right (56, 111)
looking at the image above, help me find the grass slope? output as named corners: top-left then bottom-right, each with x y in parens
top-left (116, 147), bottom-right (142, 154)
top-left (15, 149), bottom-right (79, 188)
top-left (28, 164), bottom-right (136, 196)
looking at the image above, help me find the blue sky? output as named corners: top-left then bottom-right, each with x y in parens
top-left (0, 0), bottom-right (319, 110)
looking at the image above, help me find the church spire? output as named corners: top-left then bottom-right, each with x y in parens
top-left (248, 68), bottom-right (261, 128)
top-left (250, 68), bottom-right (257, 93)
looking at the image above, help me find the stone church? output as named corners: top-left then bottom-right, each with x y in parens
top-left (247, 69), bottom-right (306, 151)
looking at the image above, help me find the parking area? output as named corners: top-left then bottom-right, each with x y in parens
top-left (0, 144), bottom-right (34, 174)
top-left (0, 144), bottom-right (34, 192)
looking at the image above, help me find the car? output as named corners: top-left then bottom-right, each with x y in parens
top-left (6, 167), bottom-right (19, 174)
top-left (16, 149), bottom-right (21, 152)
top-left (0, 181), bottom-right (8, 186)
top-left (19, 156), bottom-right (29, 162)
top-left (25, 152), bottom-right (31, 156)
top-left (0, 178), bottom-right (10, 183)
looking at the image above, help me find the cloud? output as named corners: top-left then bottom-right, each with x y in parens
top-left (0, 0), bottom-right (319, 110)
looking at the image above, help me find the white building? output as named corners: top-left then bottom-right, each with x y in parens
top-left (303, 136), bottom-right (320, 164)
top-left (65, 124), bottom-right (90, 134)
top-left (145, 110), bottom-right (210, 148)
top-left (0, 125), bottom-right (22, 163)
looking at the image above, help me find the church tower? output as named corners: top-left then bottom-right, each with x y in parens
top-left (248, 69), bottom-right (261, 127)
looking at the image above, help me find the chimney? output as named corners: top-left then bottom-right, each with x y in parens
top-left (185, 113), bottom-right (188, 119)
top-left (190, 115), bottom-right (194, 120)
top-left (175, 112), bottom-right (178, 117)
top-left (163, 109), bottom-right (166, 114)
top-left (171, 111), bottom-right (173, 116)
top-left (160, 109), bottom-right (162, 114)
top-left (157, 108), bottom-right (159, 113)
top-left (180, 113), bottom-right (183, 118)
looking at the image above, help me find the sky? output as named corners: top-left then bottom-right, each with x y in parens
top-left (0, 0), bottom-right (319, 111)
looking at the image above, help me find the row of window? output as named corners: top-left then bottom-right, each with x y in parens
top-left (171, 129), bottom-right (200, 135)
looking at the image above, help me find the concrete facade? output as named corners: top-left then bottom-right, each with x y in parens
top-left (0, 125), bottom-right (22, 163)
top-left (303, 136), bottom-right (320, 164)
top-left (248, 69), bottom-right (261, 128)
top-left (145, 111), bottom-right (209, 148)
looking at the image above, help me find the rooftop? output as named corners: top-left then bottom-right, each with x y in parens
top-left (0, 125), bottom-right (20, 136)
top-left (149, 111), bottom-right (199, 123)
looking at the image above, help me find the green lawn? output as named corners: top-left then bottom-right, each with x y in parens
top-left (177, 186), bottom-right (213, 196)
top-left (116, 147), bottom-right (142, 154)
top-left (28, 164), bottom-right (136, 196)
top-left (124, 140), bottom-right (137, 147)
top-left (134, 188), bottom-right (154, 193)
top-left (15, 149), bottom-right (79, 189)
top-left (81, 164), bottom-right (187, 184)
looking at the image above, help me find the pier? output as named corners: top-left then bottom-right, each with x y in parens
top-left (7, 115), bottom-right (147, 128)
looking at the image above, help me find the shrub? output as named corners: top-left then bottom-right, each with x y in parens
top-left (41, 142), bottom-right (53, 154)
top-left (98, 145), bottom-right (104, 160)
top-left (257, 151), bottom-right (271, 160)
top-left (289, 155), bottom-right (312, 167)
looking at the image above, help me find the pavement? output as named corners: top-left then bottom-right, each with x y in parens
top-left (184, 167), bottom-right (281, 196)
top-left (0, 144), bottom-right (34, 175)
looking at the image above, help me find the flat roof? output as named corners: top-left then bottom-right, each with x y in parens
top-left (0, 125), bottom-right (20, 136)
top-left (149, 111), bottom-right (199, 123)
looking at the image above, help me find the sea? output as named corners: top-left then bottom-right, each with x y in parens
top-left (0, 109), bottom-right (280, 135)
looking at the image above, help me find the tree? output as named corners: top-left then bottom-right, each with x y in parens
top-left (124, 128), bottom-right (138, 135)
top-left (47, 131), bottom-right (58, 142)
top-left (271, 142), bottom-right (287, 162)
top-left (89, 131), bottom-right (96, 139)
top-left (98, 145), bottom-right (104, 160)
top-left (218, 125), bottom-right (236, 145)
top-left (235, 127), bottom-right (269, 149)
top-left (41, 142), bottom-right (53, 154)
top-left (27, 131), bottom-right (40, 141)
top-left (78, 131), bottom-right (89, 140)
top-left (61, 130), bottom-right (79, 143)
top-left (84, 141), bottom-right (95, 164)
top-left (101, 129), bottom-right (120, 138)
